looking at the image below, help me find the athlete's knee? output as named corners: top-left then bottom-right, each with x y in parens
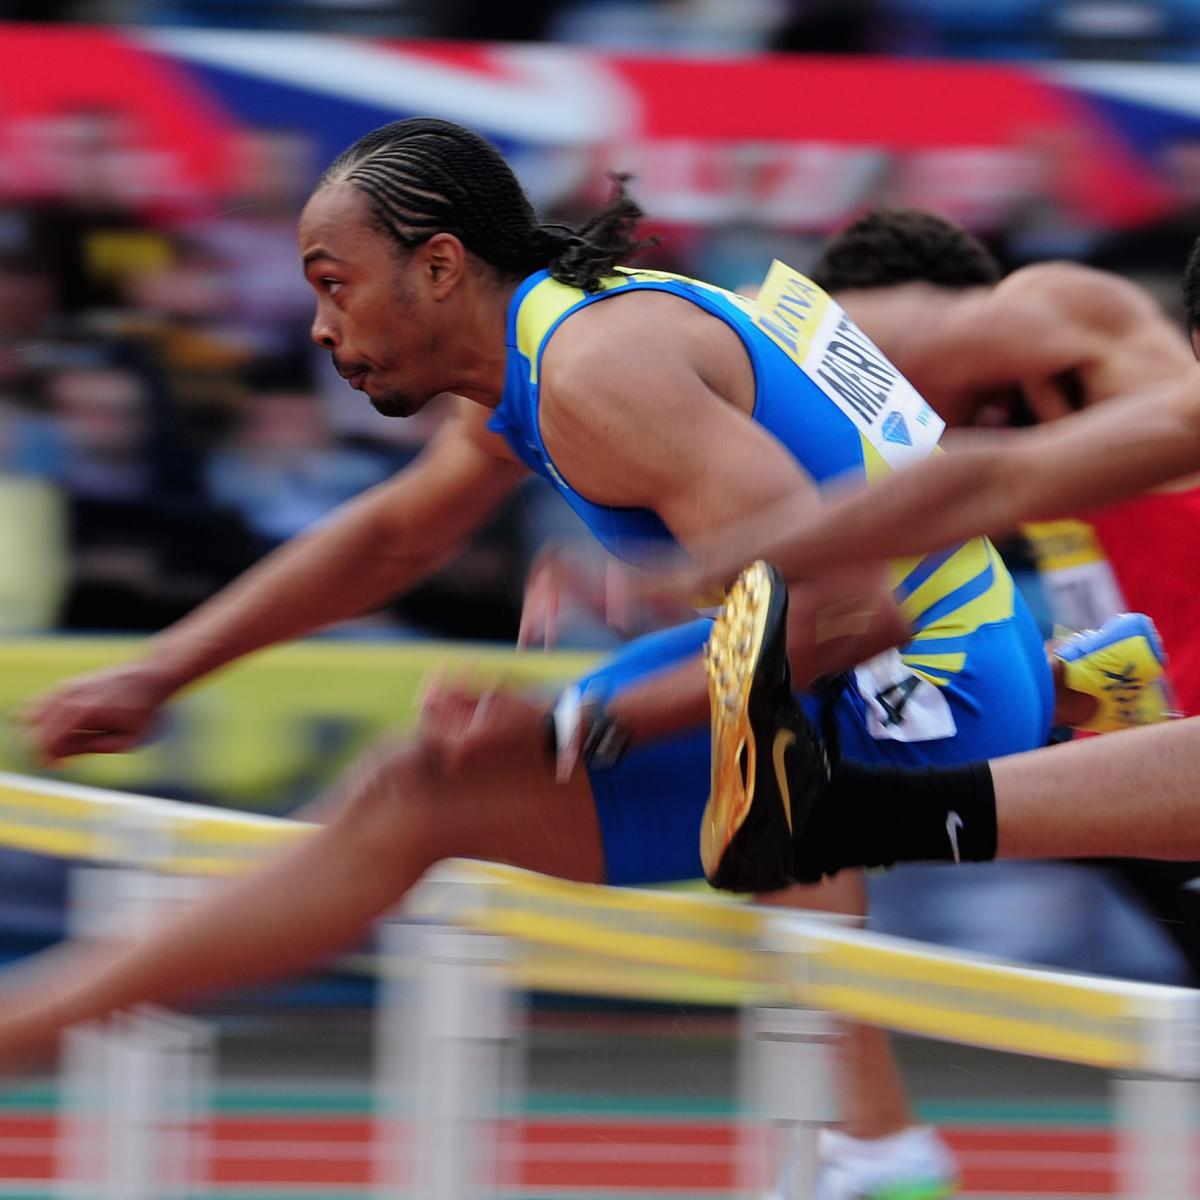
top-left (329, 740), bottom-right (444, 861)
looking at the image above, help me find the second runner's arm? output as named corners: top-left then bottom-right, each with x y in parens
top-left (693, 371), bottom-right (1200, 586)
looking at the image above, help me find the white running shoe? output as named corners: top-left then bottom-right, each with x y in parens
top-left (815, 1126), bottom-right (959, 1200)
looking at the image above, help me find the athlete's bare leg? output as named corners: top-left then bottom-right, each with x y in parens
top-left (994, 717), bottom-right (1200, 860)
top-left (0, 690), bottom-right (603, 1067)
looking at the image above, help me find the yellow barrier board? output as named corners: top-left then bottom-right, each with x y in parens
top-left (0, 770), bottom-right (307, 868)
top-left (773, 920), bottom-right (1196, 1074)
top-left (0, 770), bottom-right (1196, 1074)
top-left (424, 863), bottom-right (1200, 1074)
top-left (0, 638), bottom-right (594, 808)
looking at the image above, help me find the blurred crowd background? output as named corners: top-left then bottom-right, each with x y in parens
top-left (2, 3), bottom-right (1200, 985)
top-left (14, 0), bottom-right (1200, 60)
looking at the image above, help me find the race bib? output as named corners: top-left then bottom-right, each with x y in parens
top-left (1022, 519), bottom-right (1125, 632)
top-left (754, 260), bottom-right (944, 471)
top-left (854, 649), bottom-right (958, 743)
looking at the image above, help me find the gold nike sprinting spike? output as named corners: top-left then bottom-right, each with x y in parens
top-left (700, 560), bottom-right (774, 880)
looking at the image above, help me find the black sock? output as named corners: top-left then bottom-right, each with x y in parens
top-left (796, 758), bottom-right (997, 879)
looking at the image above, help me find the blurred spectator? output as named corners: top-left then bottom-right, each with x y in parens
top-left (0, 398), bottom-right (66, 481)
top-left (185, 129), bottom-right (316, 373)
top-left (34, 107), bottom-right (172, 319)
top-left (50, 363), bottom-right (158, 501)
top-left (0, 254), bottom-right (56, 387)
top-left (120, 130), bottom-right (318, 437)
top-left (42, 353), bottom-right (257, 632)
top-left (207, 387), bottom-right (390, 552)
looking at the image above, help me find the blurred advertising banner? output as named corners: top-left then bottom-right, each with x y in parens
top-left (0, 638), bottom-right (593, 812)
top-left (4, 26), bottom-right (1200, 232)
top-left (0, 26), bottom-right (236, 213)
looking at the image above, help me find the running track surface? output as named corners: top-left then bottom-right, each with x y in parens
top-left (0, 1102), bottom-right (1163, 1199)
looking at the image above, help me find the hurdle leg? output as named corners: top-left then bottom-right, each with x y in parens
top-left (373, 917), bottom-right (521, 1200)
top-left (56, 866), bottom-right (215, 1200)
top-left (737, 1003), bottom-right (838, 1200)
top-left (1114, 1073), bottom-right (1198, 1199)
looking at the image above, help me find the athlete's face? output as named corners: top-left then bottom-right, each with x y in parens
top-left (299, 182), bottom-right (452, 418)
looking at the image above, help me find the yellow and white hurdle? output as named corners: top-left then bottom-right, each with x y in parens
top-left (0, 770), bottom-right (1197, 1200)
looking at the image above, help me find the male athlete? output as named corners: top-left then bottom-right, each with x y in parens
top-left (736, 209), bottom-right (1194, 1199)
top-left (700, 226), bottom-right (1200, 902)
top-left (8, 121), bottom-right (1107, 1200)
top-left (626, 211), bottom-right (1187, 1198)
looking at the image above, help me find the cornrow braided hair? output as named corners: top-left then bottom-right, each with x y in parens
top-left (320, 117), bottom-right (656, 292)
top-left (1183, 233), bottom-right (1200, 335)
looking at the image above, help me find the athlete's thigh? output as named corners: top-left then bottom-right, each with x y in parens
top-left (402, 692), bottom-right (607, 885)
top-left (809, 601), bottom-right (1055, 769)
top-left (395, 623), bottom-right (714, 889)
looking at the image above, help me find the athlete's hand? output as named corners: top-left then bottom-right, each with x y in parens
top-left (519, 543), bottom-right (690, 650)
top-left (18, 662), bottom-right (178, 766)
top-left (518, 546), bottom-right (569, 650)
top-left (416, 672), bottom-right (546, 775)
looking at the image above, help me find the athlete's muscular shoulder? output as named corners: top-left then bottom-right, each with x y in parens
top-left (997, 262), bottom-right (1193, 403)
top-left (535, 290), bottom-right (817, 548)
top-left (536, 291), bottom-right (752, 508)
top-left (536, 293), bottom-right (701, 507)
top-left (923, 262), bottom-right (1154, 397)
top-left (997, 261), bottom-right (1163, 338)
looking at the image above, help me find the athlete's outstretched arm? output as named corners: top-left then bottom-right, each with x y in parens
top-left (688, 370), bottom-right (1200, 590)
top-left (23, 403), bottom-right (526, 762)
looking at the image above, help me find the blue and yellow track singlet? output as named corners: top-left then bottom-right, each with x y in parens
top-left (488, 261), bottom-right (1050, 885)
top-left (488, 261), bottom-right (1016, 676)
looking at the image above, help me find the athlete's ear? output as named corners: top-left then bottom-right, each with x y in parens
top-left (423, 233), bottom-right (468, 299)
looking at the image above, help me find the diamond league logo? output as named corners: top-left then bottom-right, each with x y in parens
top-left (882, 411), bottom-right (912, 446)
